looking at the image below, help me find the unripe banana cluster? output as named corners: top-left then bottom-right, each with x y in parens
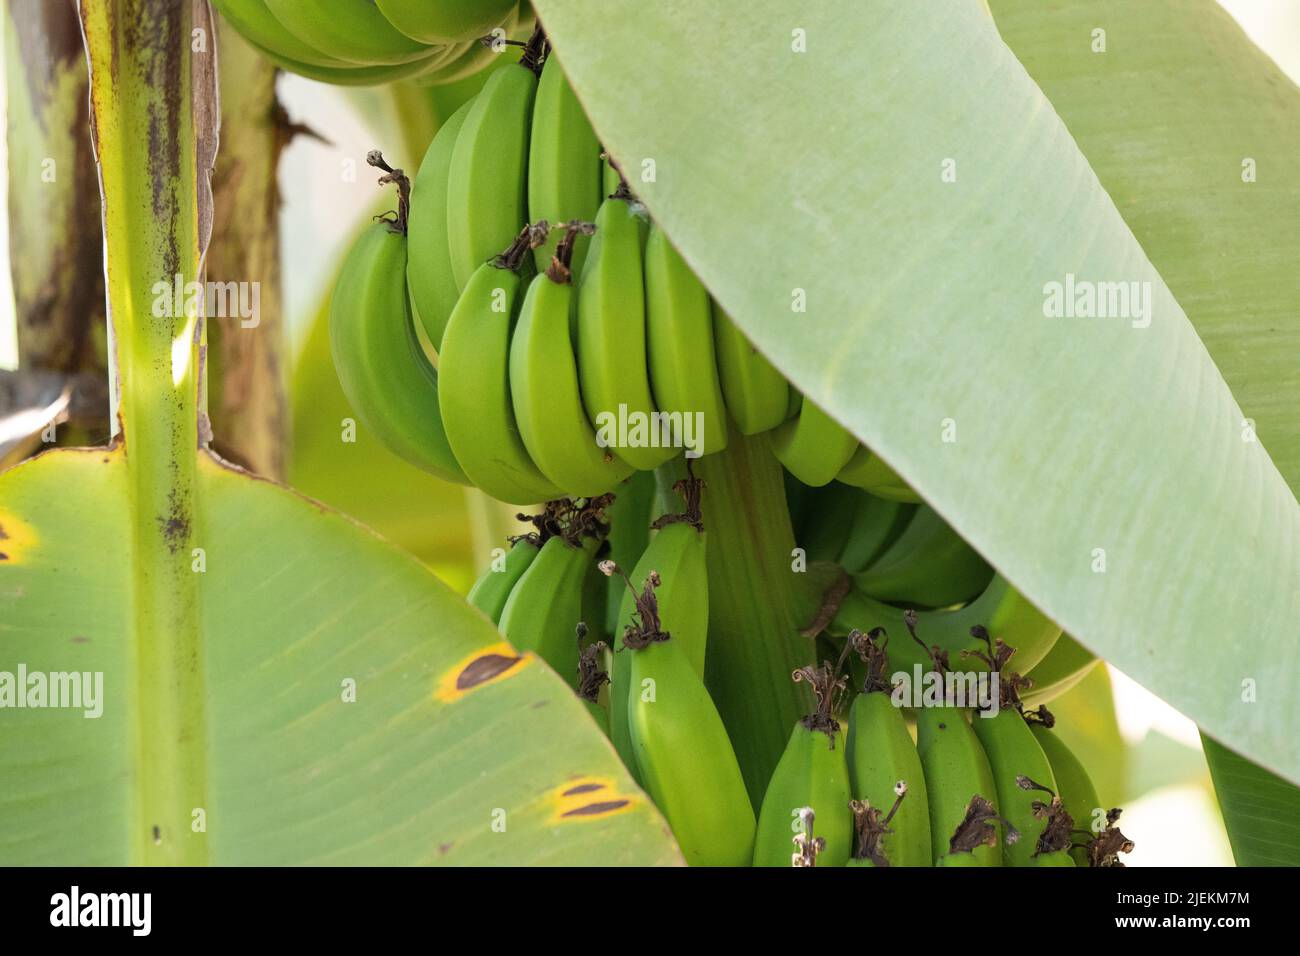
top-left (211, 0), bottom-right (526, 86)
top-left (463, 474), bottom-right (1133, 867)
top-left (318, 18), bottom-right (1135, 868)
top-left (328, 26), bottom-right (911, 506)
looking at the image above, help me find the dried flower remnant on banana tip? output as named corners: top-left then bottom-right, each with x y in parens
top-left (848, 782), bottom-right (909, 867)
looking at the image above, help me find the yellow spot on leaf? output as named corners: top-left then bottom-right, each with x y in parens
top-left (0, 511), bottom-right (38, 566)
top-left (433, 642), bottom-right (529, 702)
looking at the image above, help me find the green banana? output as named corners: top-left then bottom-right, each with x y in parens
top-left (853, 504), bottom-right (993, 609)
top-left (1021, 634), bottom-right (1100, 707)
top-left (466, 535), bottom-right (540, 624)
top-left (528, 53), bottom-right (602, 274)
top-left (407, 96), bottom-right (475, 350)
top-left (263, 0), bottom-right (435, 65)
top-left (1030, 720), bottom-right (1104, 867)
top-left (827, 574), bottom-right (1062, 678)
top-left (753, 656), bottom-right (853, 867)
top-left (712, 304), bottom-right (789, 435)
top-left (509, 225), bottom-right (633, 497)
top-left (837, 493), bottom-right (915, 574)
top-left (499, 511), bottom-right (605, 690)
top-left (844, 629), bottom-right (932, 866)
top-left (915, 705), bottom-right (1003, 866)
top-left (608, 478), bottom-right (710, 780)
top-left (972, 708), bottom-right (1074, 866)
top-left (644, 223), bottom-right (728, 458)
top-left (837, 445), bottom-right (922, 503)
top-left (211, 0), bottom-right (348, 67)
top-left (612, 566), bottom-right (755, 866)
top-left (446, 28), bottom-right (544, 289)
top-left (376, 0), bottom-right (517, 44)
top-left (770, 394), bottom-right (858, 487)
top-left (603, 470), bottom-right (657, 635)
top-left (577, 192), bottom-right (677, 471)
top-left (438, 227), bottom-right (568, 505)
top-left (329, 154), bottom-right (467, 483)
top-left (798, 481), bottom-right (865, 564)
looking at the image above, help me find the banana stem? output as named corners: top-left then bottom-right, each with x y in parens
top-left (687, 428), bottom-right (813, 804)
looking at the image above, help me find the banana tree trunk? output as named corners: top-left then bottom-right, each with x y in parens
top-left (3, 0), bottom-right (108, 433)
top-left (204, 21), bottom-right (288, 478)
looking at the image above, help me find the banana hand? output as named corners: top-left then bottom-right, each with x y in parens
top-left (828, 574), bottom-right (1062, 678)
top-left (329, 153), bottom-right (467, 483)
top-left (499, 522), bottom-right (603, 690)
top-left (467, 536), bottom-right (540, 624)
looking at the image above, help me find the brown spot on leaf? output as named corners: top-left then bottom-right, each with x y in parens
top-left (563, 783), bottom-right (605, 796)
top-left (562, 800), bottom-right (630, 818)
top-left (434, 643), bottom-right (530, 702)
top-left (457, 653), bottom-right (523, 691)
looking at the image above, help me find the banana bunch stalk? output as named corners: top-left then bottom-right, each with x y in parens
top-left (210, 0), bottom-right (525, 86)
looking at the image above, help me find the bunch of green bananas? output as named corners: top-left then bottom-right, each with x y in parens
top-left (210, 0), bottom-right (527, 86)
top-left (330, 24), bottom-right (922, 505)
top-left (325, 22), bottom-right (1135, 867)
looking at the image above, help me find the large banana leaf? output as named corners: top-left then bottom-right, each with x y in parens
top-left (0, 0), bottom-right (677, 866)
top-left (531, 0), bottom-right (1300, 798)
top-left (986, 0), bottom-right (1300, 861)
top-left (0, 448), bottom-right (678, 864)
